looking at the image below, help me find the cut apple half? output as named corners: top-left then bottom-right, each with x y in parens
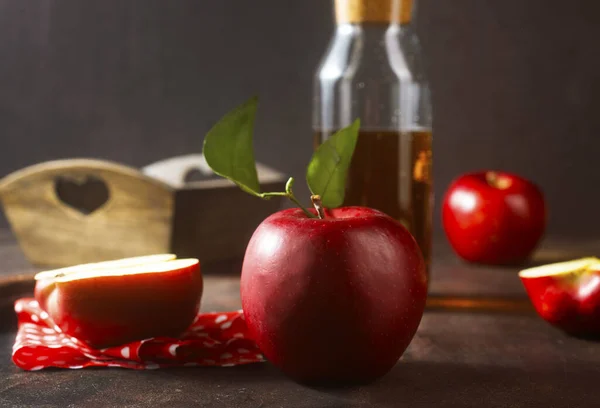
top-left (519, 256), bottom-right (600, 337)
top-left (34, 254), bottom-right (177, 281)
top-left (56, 258), bottom-right (199, 282)
top-left (518, 257), bottom-right (599, 278)
top-left (33, 254), bottom-right (203, 348)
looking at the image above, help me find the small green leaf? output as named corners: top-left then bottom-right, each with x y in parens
top-left (202, 96), bottom-right (261, 196)
top-left (306, 119), bottom-right (360, 208)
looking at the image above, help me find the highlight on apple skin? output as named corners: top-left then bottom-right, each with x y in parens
top-left (519, 257), bottom-right (600, 337)
top-left (240, 206), bottom-right (428, 385)
top-left (34, 255), bottom-right (203, 349)
top-left (442, 170), bottom-right (547, 265)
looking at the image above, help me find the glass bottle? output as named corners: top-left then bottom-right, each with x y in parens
top-left (313, 0), bottom-right (433, 275)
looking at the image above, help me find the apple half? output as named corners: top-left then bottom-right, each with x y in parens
top-left (33, 255), bottom-right (202, 349)
top-left (34, 254), bottom-right (177, 307)
top-left (519, 257), bottom-right (600, 337)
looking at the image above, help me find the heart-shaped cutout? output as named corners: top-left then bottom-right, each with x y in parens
top-left (54, 175), bottom-right (110, 215)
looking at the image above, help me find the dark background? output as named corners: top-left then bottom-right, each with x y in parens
top-left (0, 0), bottom-right (598, 239)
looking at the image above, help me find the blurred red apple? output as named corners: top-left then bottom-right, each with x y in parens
top-left (519, 257), bottom-right (600, 337)
top-left (442, 170), bottom-right (547, 265)
top-left (34, 255), bottom-right (202, 348)
top-left (240, 206), bottom-right (428, 385)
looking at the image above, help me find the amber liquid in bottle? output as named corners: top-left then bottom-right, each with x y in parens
top-left (313, 0), bottom-right (432, 276)
top-left (314, 129), bottom-right (433, 269)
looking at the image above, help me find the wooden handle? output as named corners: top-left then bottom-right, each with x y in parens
top-left (0, 158), bottom-right (174, 267)
top-left (0, 158), bottom-right (172, 212)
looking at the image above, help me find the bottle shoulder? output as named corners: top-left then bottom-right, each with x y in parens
top-left (315, 24), bottom-right (428, 86)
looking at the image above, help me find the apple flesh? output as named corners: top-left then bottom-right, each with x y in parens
top-left (34, 256), bottom-right (202, 349)
top-left (442, 170), bottom-right (547, 265)
top-left (519, 257), bottom-right (600, 337)
top-left (240, 206), bottom-right (428, 385)
top-left (34, 254), bottom-right (177, 311)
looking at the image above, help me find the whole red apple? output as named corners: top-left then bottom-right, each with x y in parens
top-left (35, 256), bottom-right (202, 348)
top-left (442, 171), bottom-right (547, 265)
top-left (519, 257), bottom-right (600, 337)
top-left (240, 206), bottom-right (428, 385)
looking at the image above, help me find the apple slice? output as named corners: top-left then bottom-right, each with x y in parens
top-left (519, 257), bottom-right (600, 337)
top-left (34, 254), bottom-right (177, 281)
top-left (38, 256), bottom-right (202, 349)
top-left (34, 254), bottom-right (177, 311)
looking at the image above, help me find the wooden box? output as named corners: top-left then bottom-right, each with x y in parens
top-left (0, 154), bottom-right (286, 268)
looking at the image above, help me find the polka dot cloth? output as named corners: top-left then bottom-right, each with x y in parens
top-left (12, 298), bottom-right (265, 371)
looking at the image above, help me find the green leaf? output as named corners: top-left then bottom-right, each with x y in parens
top-left (306, 119), bottom-right (360, 208)
top-left (202, 96), bottom-right (261, 196)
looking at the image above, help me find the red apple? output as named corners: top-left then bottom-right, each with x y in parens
top-left (519, 257), bottom-right (600, 337)
top-left (442, 170), bottom-right (547, 265)
top-left (34, 255), bottom-right (202, 348)
top-left (240, 206), bottom-right (428, 385)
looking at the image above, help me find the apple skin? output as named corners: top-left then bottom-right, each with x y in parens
top-left (34, 277), bottom-right (55, 311)
top-left (35, 261), bottom-right (203, 349)
top-left (520, 260), bottom-right (600, 337)
top-left (442, 171), bottom-right (547, 265)
top-left (240, 206), bottom-right (428, 385)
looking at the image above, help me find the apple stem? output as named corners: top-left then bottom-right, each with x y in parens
top-left (261, 177), bottom-right (318, 219)
top-left (311, 195), bottom-right (325, 219)
top-left (486, 171), bottom-right (512, 190)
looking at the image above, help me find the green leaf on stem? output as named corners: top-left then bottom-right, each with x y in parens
top-left (202, 96), bottom-right (261, 196)
top-left (306, 119), bottom-right (360, 208)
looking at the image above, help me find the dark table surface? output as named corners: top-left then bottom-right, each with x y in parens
top-left (1, 229), bottom-right (600, 408)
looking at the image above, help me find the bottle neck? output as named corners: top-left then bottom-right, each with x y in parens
top-left (334, 0), bottom-right (414, 25)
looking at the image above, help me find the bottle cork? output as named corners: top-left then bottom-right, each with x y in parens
top-left (335, 0), bottom-right (413, 24)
